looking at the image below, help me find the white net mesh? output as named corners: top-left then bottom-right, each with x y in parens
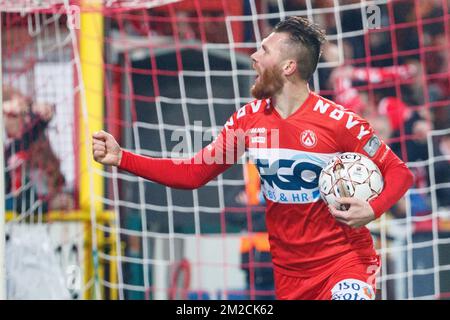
top-left (2, 0), bottom-right (450, 300)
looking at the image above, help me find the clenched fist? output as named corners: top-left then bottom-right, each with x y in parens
top-left (92, 130), bottom-right (123, 166)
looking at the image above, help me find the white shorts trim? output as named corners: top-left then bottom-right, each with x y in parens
top-left (331, 279), bottom-right (376, 300)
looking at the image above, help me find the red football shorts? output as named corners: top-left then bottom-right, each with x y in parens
top-left (274, 254), bottom-right (380, 300)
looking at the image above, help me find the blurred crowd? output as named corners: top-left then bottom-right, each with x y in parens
top-left (3, 86), bottom-right (73, 215)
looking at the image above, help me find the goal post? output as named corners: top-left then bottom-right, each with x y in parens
top-left (78, 0), bottom-right (105, 299)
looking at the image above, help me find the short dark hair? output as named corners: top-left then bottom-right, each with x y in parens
top-left (274, 16), bottom-right (326, 81)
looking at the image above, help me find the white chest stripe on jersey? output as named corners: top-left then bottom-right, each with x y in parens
top-left (249, 148), bottom-right (339, 204)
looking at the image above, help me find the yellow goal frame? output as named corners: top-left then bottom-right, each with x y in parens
top-left (5, 210), bottom-right (119, 299)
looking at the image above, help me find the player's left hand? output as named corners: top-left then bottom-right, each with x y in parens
top-left (328, 197), bottom-right (375, 228)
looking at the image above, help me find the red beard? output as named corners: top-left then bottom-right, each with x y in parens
top-left (251, 65), bottom-right (284, 99)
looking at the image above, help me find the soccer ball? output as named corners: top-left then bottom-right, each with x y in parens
top-left (319, 152), bottom-right (384, 210)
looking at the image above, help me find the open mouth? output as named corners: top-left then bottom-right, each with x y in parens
top-left (253, 64), bottom-right (261, 83)
top-left (254, 69), bottom-right (262, 83)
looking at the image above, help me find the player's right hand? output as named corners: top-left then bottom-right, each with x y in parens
top-left (92, 130), bottom-right (122, 166)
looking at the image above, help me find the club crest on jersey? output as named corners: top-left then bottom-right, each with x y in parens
top-left (300, 130), bottom-right (317, 148)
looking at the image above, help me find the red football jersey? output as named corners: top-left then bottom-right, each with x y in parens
top-left (119, 91), bottom-right (413, 277)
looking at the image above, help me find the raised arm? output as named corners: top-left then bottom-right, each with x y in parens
top-left (92, 117), bottom-right (244, 190)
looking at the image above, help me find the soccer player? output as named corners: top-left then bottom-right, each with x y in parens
top-left (92, 17), bottom-right (414, 300)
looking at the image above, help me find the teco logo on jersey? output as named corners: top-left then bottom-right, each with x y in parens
top-left (300, 130), bottom-right (317, 148)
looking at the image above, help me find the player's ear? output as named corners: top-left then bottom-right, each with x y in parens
top-left (283, 59), bottom-right (297, 76)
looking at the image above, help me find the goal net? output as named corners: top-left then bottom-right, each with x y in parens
top-left (1, 0), bottom-right (449, 300)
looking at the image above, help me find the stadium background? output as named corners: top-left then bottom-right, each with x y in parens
top-left (1, 0), bottom-right (449, 300)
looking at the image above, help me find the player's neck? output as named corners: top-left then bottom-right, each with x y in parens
top-left (272, 82), bottom-right (310, 119)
